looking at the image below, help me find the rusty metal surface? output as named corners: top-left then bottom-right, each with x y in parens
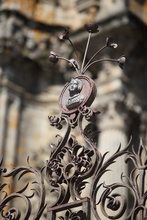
top-left (0, 24), bottom-right (147, 219)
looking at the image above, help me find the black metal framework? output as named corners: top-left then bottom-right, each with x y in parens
top-left (0, 23), bottom-right (147, 220)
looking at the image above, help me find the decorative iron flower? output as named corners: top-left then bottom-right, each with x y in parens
top-left (46, 159), bottom-right (63, 186)
top-left (48, 23), bottom-right (125, 74)
top-left (106, 37), bottom-right (118, 48)
top-left (85, 23), bottom-right (99, 33)
top-left (117, 56), bottom-right (126, 69)
top-left (59, 209), bottom-right (86, 220)
top-left (48, 115), bottom-right (62, 129)
top-left (59, 28), bottom-right (70, 41)
top-left (48, 51), bottom-right (59, 63)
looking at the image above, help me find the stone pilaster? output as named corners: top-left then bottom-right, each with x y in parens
top-left (97, 102), bottom-right (130, 220)
top-left (95, 62), bottom-right (129, 219)
top-left (95, 62), bottom-right (129, 157)
top-left (0, 86), bottom-right (8, 156)
top-left (140, 111), bottom-right (147, 147)
top-left (4, 95), bottom-right (21, 170)
top-left (98, 101), bottom-right (128, 166)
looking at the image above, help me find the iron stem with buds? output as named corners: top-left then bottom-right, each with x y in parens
top-left (83, 58), bottom-right (119, 74)
top-left (81, 32), bottom-right (91, 73)
top-left (83, 45), bottom-right (108, 73)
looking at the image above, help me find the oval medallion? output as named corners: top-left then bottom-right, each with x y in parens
top-left (59, 75), bottom-right (97, 114)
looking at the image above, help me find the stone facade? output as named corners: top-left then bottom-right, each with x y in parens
top-left (0, 0), bottom-right (147, 219)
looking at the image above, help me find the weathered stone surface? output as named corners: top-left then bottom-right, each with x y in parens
top-left (0, 1), bottom-right (147, 219)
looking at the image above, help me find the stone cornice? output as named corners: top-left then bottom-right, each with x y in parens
top-left (0, 78), bottom-right (61, 106)
top-left (70, 12), bottom-right (129, 42)
top-left (0, 9), bottom-right (65, 32)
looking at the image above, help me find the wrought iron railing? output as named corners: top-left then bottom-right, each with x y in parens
top-left (0, 23), bottom-right (146, 220)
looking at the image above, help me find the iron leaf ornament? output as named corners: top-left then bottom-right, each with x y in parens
top-left (0, 23), bottom-right (146, 220)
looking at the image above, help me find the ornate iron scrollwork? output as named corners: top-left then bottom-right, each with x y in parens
top-left (0, 23), bottom-right (146, 219)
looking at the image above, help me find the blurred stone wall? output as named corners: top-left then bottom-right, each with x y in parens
top-left (0, 0), bottom-right (147, 218)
